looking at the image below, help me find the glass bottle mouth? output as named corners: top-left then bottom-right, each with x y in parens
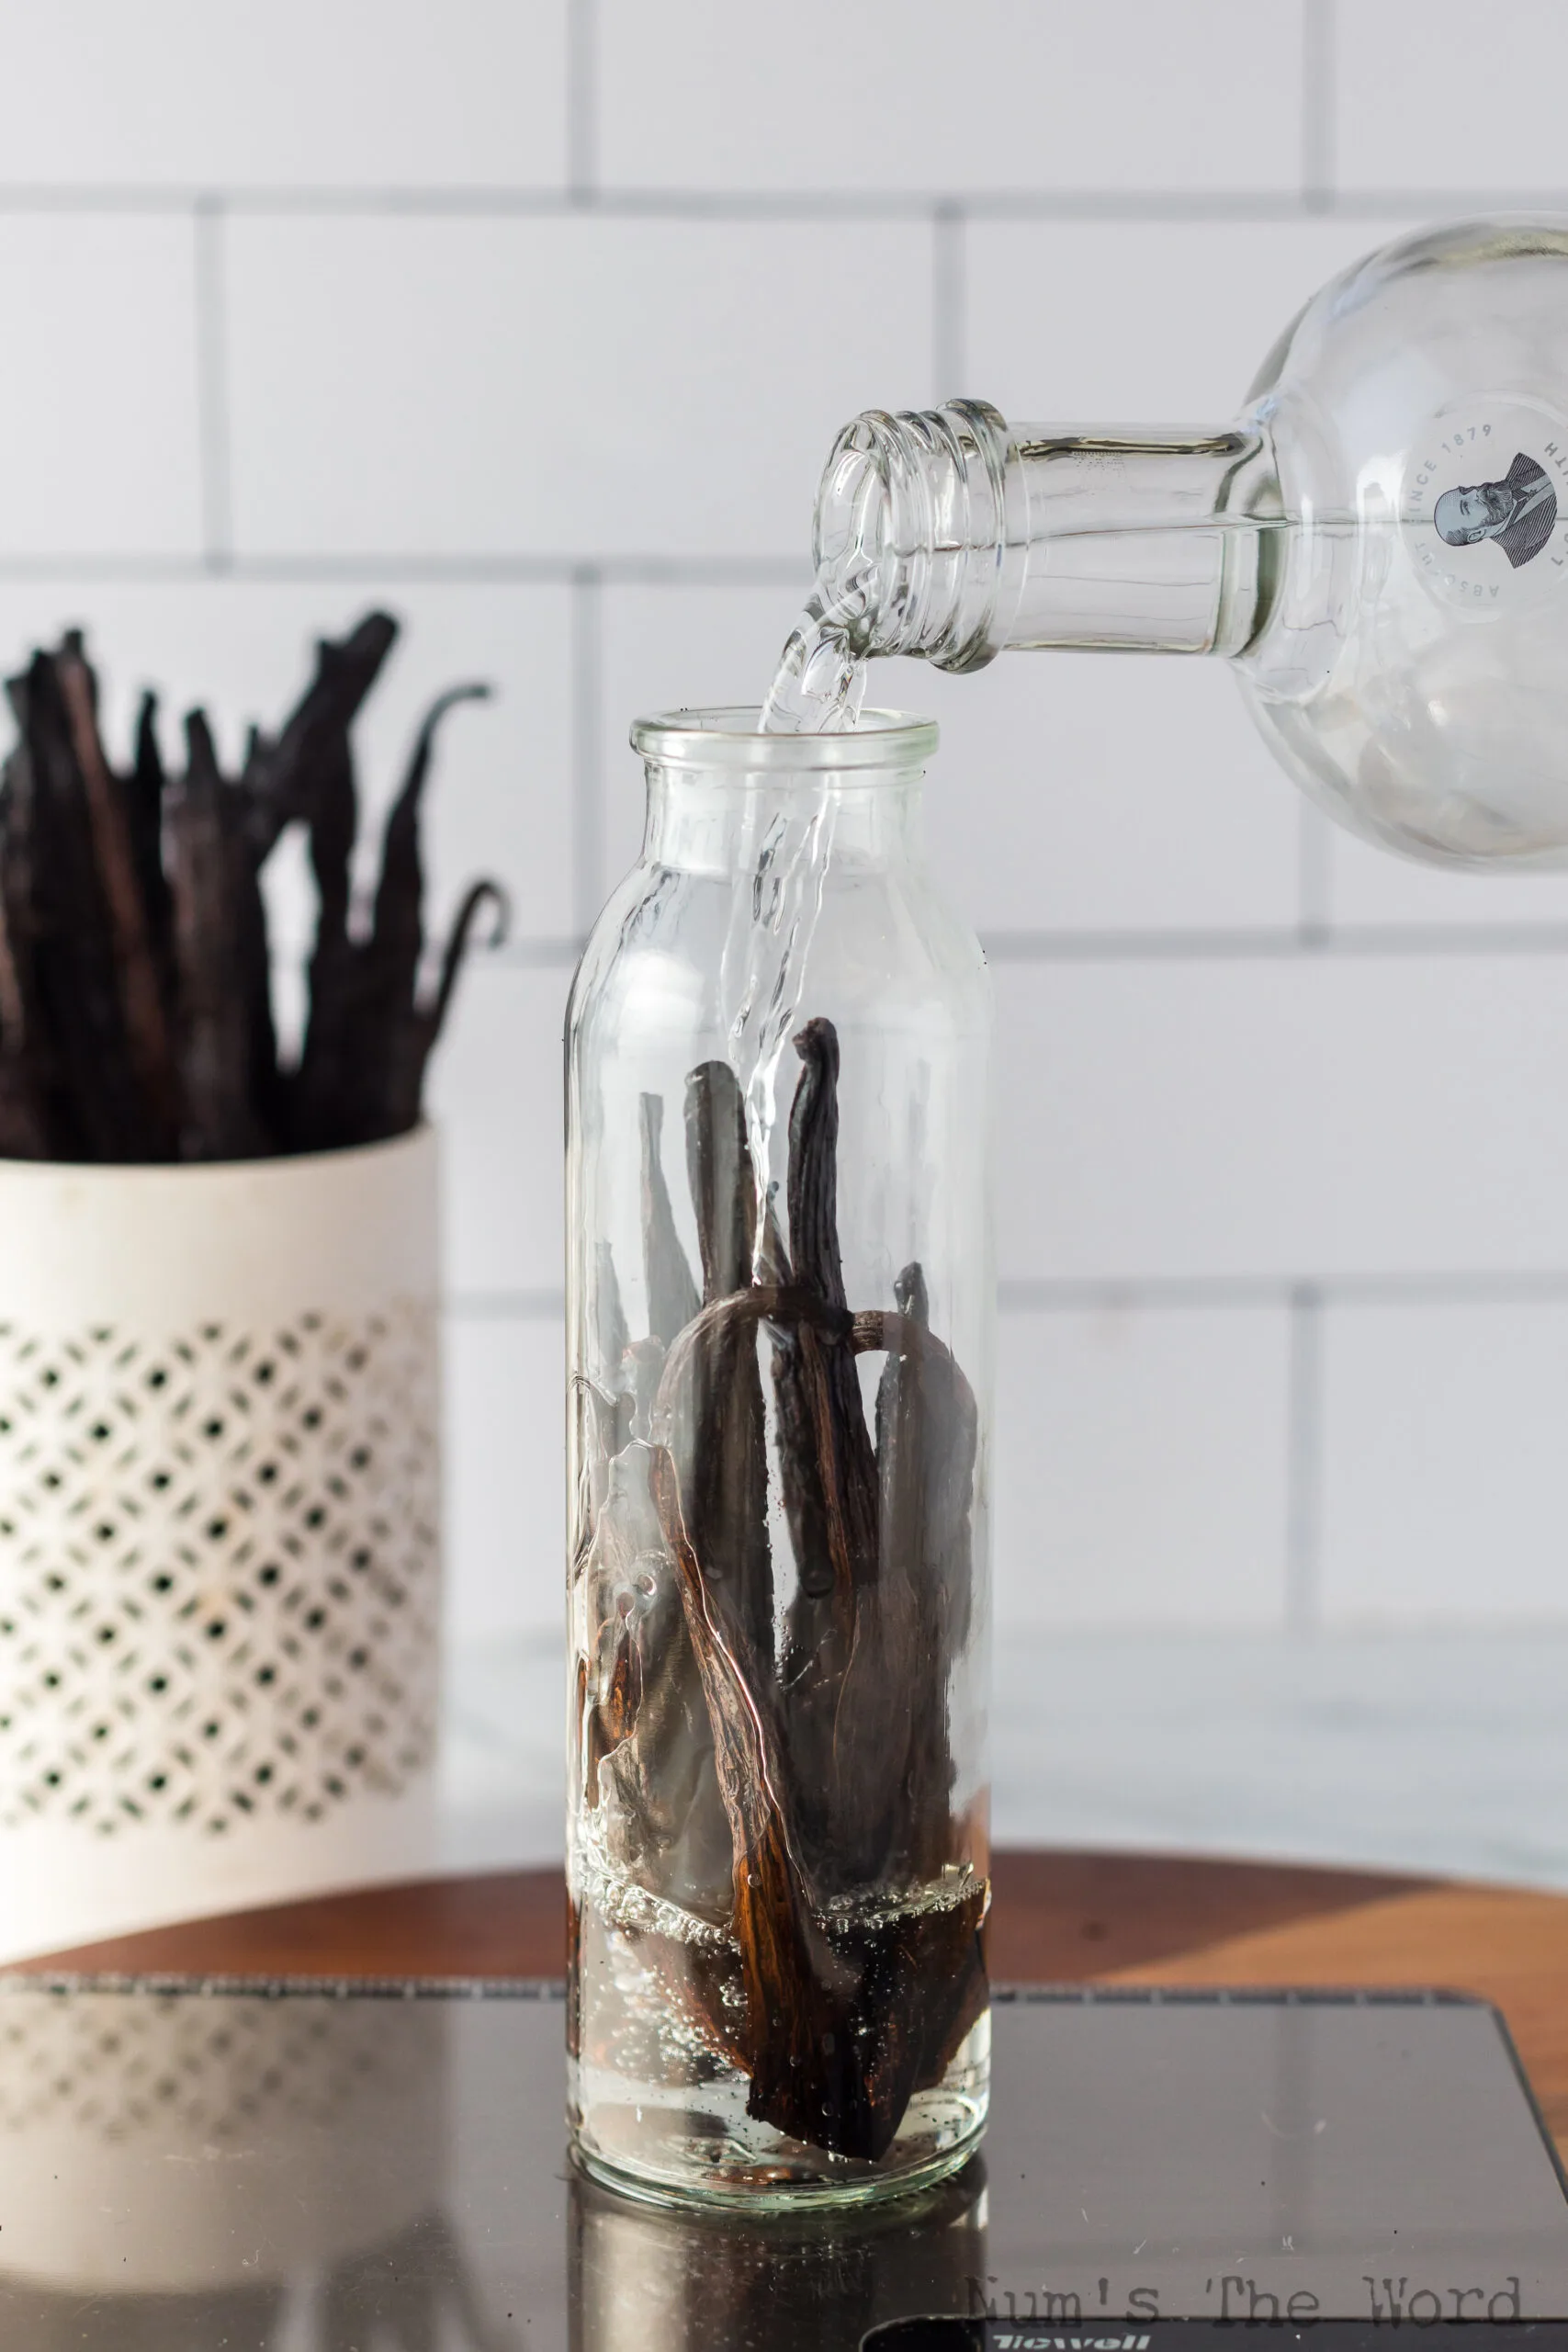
top-left (630, 706), bottom-right (938, 771)
top-left (812, 401), bottom-right (1017, 673)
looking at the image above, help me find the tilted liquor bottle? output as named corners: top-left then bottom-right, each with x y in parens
top-left (787, 215), bottom-right (1568, 867)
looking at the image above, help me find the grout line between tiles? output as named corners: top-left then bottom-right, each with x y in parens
top-left (0, 553), bottom-right (813, 587)
top-left (1284, 1282), bottom-right (1324, 1631)
top-left (446, 1290), bottom-right (565, 1321)
top-left (984, 923), bottom-right (1568, 962)
top-left (488, 937), bottom-right (585, 970)
top-left (1295, 799), bottom-right (1333, 945)
top-left (567, 0), bottom-right (597, 204)
top-left (0, 184), bottom-right (1562, 220)
top-left (267, 941), bottom-right (580, 981)
top-left (1000, 1272), bottom-right (1568, 1310)
top-left (1301, 0), bottom-right (1337, 211)
top-left (411, 922), bottom-right (1568, 969)
top-left (451, 1275), bottom-right (1568, 1324)
top-left (192, 197), bottom-right (232, 574)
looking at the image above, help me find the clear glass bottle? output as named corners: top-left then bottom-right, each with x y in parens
top-left (788, 214), bottom-right (1568, 866)
top-left (565, 708), bottom-right (992, 2209)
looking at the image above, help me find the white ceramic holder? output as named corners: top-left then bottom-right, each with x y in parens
top-left (0, 1125), bottom-right (442, 1961)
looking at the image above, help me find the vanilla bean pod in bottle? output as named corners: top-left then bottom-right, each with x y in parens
top-left (567, 707), bottom-right (992, 2208)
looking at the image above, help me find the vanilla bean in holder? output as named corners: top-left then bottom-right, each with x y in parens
top-left (567, 707), bottom-right (992, 2209)
top-left (0, 616), bottom-right (506, 1163)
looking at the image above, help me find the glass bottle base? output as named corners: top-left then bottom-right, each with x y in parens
top-left (568, 2013), bottom-right (989, 2213)
top-left (570, 2107), bottom-right (987, 2215)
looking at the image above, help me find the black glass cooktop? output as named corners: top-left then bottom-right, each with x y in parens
top-left (0, 1981), bottom-right (1563, 2349)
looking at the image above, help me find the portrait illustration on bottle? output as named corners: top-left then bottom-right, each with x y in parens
top-left (1434, 450), bottom-right (1557, 568)
top-left (1402, 391), bottom-right (1568, 622)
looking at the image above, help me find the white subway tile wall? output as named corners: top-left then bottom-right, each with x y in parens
top-left (964, 217), bottom-right (1425, 424)
top-left (0, 3), bottom-right (570, 189)
top-left (444, 1314), bottom-right (566, 1643)
top-left (1320, 1301), bottom-right (1568, 1624)
top-left (595, 1), bottom-right (1307, 195)
top-left (223, 216), bottom-right (934, 560)
top-left (0, 220), bottom-right (204, 556)
top-left (995, 956), bottom-right (1568, 1285)
top-left (993, 1306), bottom-right (1292, 1631)
top-left (2, 0), bottom-right (1565, 1648)
top-left (1335, 2), bottom-right (1568, 196)
top-left (428, 964), bottom-right (569, 1301)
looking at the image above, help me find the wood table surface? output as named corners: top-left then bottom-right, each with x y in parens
top-left (17, 1850), bottom-right (1568, 2154)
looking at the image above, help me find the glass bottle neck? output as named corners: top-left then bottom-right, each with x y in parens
top-left (642, 766), bottom-right (924, 875)
top-left (814, 400), bottom-right (1280, 668)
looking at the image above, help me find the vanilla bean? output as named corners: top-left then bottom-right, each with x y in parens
top-left (622, 1035), bottom-right (986, 2160)
top-left (582, 1144), bottom-right (734, 1921)
top-left (11, 656), bottom-right (150, 1159)
top-left (241, 610), bottom-right (399, 864)
top-left (649, 1440), bottom-right (986, 2160)
top-left (288, 740), bottom-right (360, 1148)
top-left (772, 1019), bottom-right (884, 1894)
top-left (128, 694), bottom-right (168, 912)
top-left (834, 1269), bottom-right (973, 1886)
top-left (127, 692), bottom-right (178, 1046)
top-left (278, 619), bottom-right (405, 1148)
top-left (581, 1427), bottom-right (734, 1923)
top-left (870, 1280), bottom-right (978, 1664)
top-left (649, 1440), bottom-right (868, 2151)
top-left (0, 1059), bottom-right (47, 1159)
top-left (684, 1059), bottom-right (755, 1296)
top-left (780, 1018), bottom-right (879, 1590)
top-left (165, 711), bottom-right (270, 1161)
top-left (272, 618), bottom-right (502, 1151)
top-left (0, 756), bottom-right (51, 1157)
top-left (56, 637), bottom-right (180, 1152)
top-left (0, 612), bottom-right (496, 1166)
top-left (381, 876), bottom-right (509, 1142)
top-left (356, 684), bottom-right (491, 1140)
top-left (570, 1030), bottom-right (982, 2160)
top-left (423, 878), bottom-right (509, 1044)
top-left (680, 1062), bottom-right (773, 1669)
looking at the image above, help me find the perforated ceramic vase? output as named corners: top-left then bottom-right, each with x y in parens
top-left (0, 1126), bottom-right (442, 1961)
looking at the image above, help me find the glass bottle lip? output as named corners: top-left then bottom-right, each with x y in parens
top-left (630, 706), bottom-right (938, 771)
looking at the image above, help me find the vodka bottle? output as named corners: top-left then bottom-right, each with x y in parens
top-left (800, 216), bottom-right (1568, 866)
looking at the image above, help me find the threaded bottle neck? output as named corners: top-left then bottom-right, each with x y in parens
top-left (812, 401), bottom-right (1280, 668)
top-left (813, 400), bottom-right (1021, 671)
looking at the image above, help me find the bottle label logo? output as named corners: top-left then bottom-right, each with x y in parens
top-left (1402, 399), bottom-right (1568, 615)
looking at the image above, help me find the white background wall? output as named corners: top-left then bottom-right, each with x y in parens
top-left (2, 1), bottom-right (1568, 1662)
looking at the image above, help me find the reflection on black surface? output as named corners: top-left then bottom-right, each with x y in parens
top-left (0, 1985), bottom-right (500, 2350)
top-left (569, 2155), bottom-right (987, 2352)
top-left (0, 1981), bottom-right (987, 2350)
top-left (0, 2222), bottom-right (510, 2352)
top-left (321, 2210), bottom-right (506, 2350)
top-left (6, 1984), bottom-right (1568, 2349)
top-left (0, 2220), bottom-right (513, 2352)
top-left (0, 2280), bottom-right (286, 2352)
